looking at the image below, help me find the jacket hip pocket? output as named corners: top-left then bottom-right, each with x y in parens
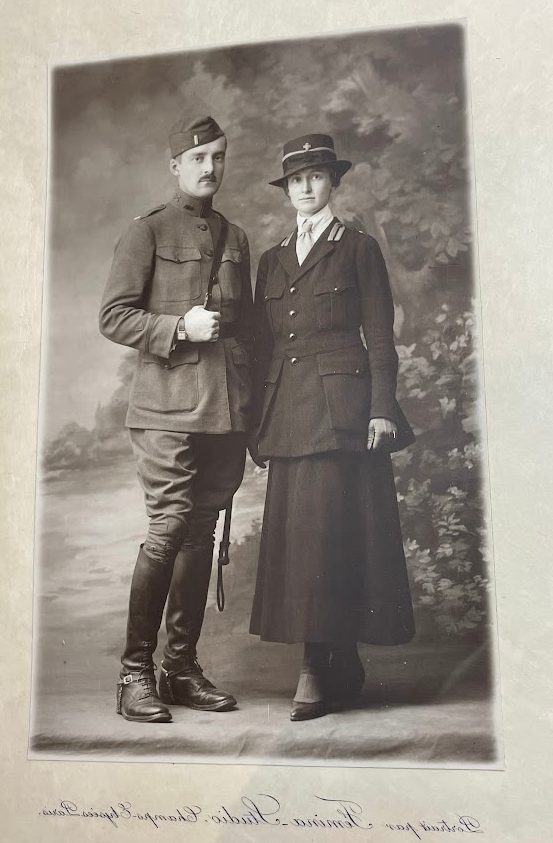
top-left (317, 347), bottom-right (370, 431)
top-left (132, 346), bottom-right (200, 413)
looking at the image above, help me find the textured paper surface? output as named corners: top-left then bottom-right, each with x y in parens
top-left (1, 0), bottom-right (551, 840)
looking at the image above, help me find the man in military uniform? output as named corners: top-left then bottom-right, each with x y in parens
top-left (99, 115), bottom-right (253, 723)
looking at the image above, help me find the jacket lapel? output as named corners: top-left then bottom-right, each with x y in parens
top-left (277, 218), bottom-right (341, 283)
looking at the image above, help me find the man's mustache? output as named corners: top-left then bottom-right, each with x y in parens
top-left (200, 175), bottom-right (217, 183)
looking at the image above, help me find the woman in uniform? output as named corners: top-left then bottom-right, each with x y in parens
top-left (249, 134), bottom-right (416, 721)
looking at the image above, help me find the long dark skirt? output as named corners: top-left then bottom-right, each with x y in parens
top-left (249, 450), bottom-right (415, 645)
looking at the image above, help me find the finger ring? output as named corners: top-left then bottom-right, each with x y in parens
top-left (391, 430), bottom-right (397, 438)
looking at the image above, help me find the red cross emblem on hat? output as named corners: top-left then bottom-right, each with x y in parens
top-left (302, 142), bottom-right (312, 151)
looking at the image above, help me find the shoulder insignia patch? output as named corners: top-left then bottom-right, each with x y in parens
top-left (328, 223), bottom-right (345, 242)
top-left (281, 232), bottom-right (294, 247)
top-left (134, 204), bottom-right (166, 221)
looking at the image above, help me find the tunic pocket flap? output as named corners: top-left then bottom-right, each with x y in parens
top-left (230, 340), bottom-right (249, 366)
top-left (156, 246), bottom-right (202, 263)
top-left (263, 275), bottom-right (286, 300)
top-left (265, 358), bottom-right (284, 383)
top-left (142, 346), bottom-right (199, 368)
top-left (221, 248), bottom-right (242, 264)
top-left (317, 348), bottom-right (368, 376)
top-left (314, 276), bottom-right (356, 295)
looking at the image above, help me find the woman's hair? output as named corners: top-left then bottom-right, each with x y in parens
top-left (282, 164), bottom-right (341, 195)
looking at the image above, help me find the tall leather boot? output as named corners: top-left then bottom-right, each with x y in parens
top-left (117, 546), bottom-right (174, 723)
top-left (158, 543), bottom-right (237, 712)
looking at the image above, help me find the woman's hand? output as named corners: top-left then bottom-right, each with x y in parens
top-left (367, 418), bottom-right (398, 451)
top-left (247, 432), bottom-right (266, 468)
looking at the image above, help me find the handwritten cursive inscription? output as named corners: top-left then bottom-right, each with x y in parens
top-left (39, 796), bottom-right (483, 835)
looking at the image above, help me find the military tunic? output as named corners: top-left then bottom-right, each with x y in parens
top-left (249, 218), bottom-right (415, 645)
top-left (100, 191), bottom-right (253, 434)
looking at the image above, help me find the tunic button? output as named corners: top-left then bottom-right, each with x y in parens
top-left (205, 248), bottom-right (213, 257)
top-left (199, 223), bottom-right (208, 231)
top-left (289, 309), bottom-right (297, 318)
top-left (289, 332), bottom-right (297, 341)
top-left (290, 286), bottom-right (298, 295)
top-left (164, 364), bottom-right (169, 369)
top-left (290, 357), bottom-right (298, 365)
top-left (334, 286), bottom-right (339, 291)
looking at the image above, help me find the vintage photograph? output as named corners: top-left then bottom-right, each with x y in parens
top-left (30, 21), bottom-right (500, 766)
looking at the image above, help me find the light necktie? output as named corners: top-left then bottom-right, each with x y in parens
top-left (296, 218), bottom-right (314, 265)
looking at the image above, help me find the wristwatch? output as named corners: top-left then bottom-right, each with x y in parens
top-left (177, 316), bottom-right (188, 342)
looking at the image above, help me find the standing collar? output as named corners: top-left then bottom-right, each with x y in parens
top-left (172, 188), bottom-right (213, 217)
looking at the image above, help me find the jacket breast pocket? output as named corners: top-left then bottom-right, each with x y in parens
top-left (155, 245), bottom-right (203, 302)
top-left (263, 275), bottom-right (286, 335)
top-left (317, 347), bottom-right (370, 431)
top-left (314, 277), bottom-right (359, 331)
top-left (218, 248), bottom-right (243, 303)
top-left (132, 346), bottom-right (200, 413)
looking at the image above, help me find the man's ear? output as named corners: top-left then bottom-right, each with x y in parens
top-left (169, 156), bottom-right (180, 176)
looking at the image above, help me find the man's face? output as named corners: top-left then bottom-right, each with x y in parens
top-left (286, 165), bottom-right (333, 216)
top-left (170, 135), bottom-right (227, 199)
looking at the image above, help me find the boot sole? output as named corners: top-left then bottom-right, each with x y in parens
top-left (159, 696), bottom-right (237, 712)
top-left (118, 710), bottom-right (172, 723)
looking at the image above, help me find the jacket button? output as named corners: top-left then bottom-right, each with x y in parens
top-left (164, 364), bottom-right (169, 369)
top-left (290, 286), bottom-right (298, 295)
top-left (290, 357), bottom-right (298, 365)
top-left (205, 248), bottom-right (213, 257)
top-left (289, 309), bottom-right (297, 317)
top-left (334, 286), bottom-right (339, 292)
top-left (289, 332), bottom-right (297, 341)
top-left (199, 223), bottom-right (208, 231)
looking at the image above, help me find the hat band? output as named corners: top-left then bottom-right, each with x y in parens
top-left (281, 145), bottom-right (336, 163)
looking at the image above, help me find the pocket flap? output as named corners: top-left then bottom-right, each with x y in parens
top-left (317, 348), bottom-right (368, 376)
top-left (230, 340), bottom-right (249, 366)
top-left (156, 246), bottom-right (202, 263)
top-left (263, 275), bottom-right (286, 300)
top-left (265, 358), bottom-right (284, 383)
top-left (142, 346), bottom-right (199, 368)
top-left (314, 276), bottom-right (356, 295)
top-left (221, 248), bottom-right (242, 264)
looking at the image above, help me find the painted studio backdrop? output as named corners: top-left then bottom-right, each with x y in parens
top-left (31, 23), bottom-right (499, 765)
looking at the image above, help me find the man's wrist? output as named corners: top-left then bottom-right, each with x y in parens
top-left (177, 316), bottom-right (188, 342)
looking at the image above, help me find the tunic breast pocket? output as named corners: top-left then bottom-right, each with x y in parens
top-left (155, 245), bottom-right (203, 302)
top-left (314, 277), bottom-right (359, 331)
top-left (217, 248), bottom-right (243, 302)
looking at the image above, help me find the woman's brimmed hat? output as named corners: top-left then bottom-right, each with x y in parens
top-left (269, 133), bottom-right (352, 187)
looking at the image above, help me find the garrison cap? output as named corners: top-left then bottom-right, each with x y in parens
top-left (169, 115), bottom-right (225, 159)
top-left (269, 133), bottom-right (352, 187)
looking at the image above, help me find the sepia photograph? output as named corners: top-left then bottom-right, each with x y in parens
top-left (29, 20), bottom-right (500, 767)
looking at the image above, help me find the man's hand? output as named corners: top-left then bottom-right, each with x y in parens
top-left (247, 432), bottom-right (266, 469)
top-left (367, 417), bottom-right (398, 451)
top-left (184, 306), bottom-right (221, 342)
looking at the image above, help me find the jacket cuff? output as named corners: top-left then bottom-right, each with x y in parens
top-left (147, 314), bottom-right (182, 359)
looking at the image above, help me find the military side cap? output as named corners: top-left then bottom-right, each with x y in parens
top-left (269, 133), bottom-right (352, 187)
top-left (169, 115), bottom-right (225, 159)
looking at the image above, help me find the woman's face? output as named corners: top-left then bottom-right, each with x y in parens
top-left (286, 166), bottom-right (333, 216)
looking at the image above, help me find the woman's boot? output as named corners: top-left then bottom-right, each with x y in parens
top-left (290, 642), bottom-right (330, 721)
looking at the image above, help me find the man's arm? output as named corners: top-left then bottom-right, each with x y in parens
top-left (99, 220), bottom-right (180, 359)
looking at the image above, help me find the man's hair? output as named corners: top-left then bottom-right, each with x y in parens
top-left (282, 164), bottom-right (341, 195)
